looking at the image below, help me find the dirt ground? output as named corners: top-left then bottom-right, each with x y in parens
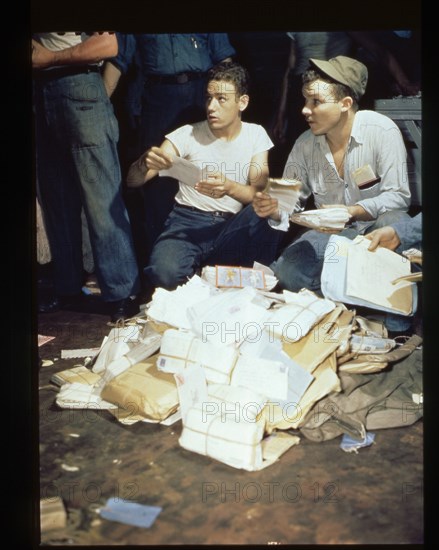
top-left (31, 307), bottom-right (425, 546)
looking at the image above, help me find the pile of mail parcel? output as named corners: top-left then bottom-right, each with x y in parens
top-left (53, 244), bottom-right (422, 471)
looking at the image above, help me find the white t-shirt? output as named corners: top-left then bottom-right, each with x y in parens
top-left (35, 32), bottom-right (85, 51)
top-left (165, 121), bottom-right (274, 213)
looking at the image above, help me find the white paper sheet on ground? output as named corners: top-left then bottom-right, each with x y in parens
top-left (260, 432), bottom-right (301, 468)
top-left (147, 276), bottom-right (216, 329)
top-left (61, 348), bottom-right (101, 359)
top-left (240, 334), bottom-right (313, 405)
top-left (268, 289), bottom-right (336, 341)
top-left (157, 328), bottom-right (238, 384)
top-left (267, 349), bottom-right (314, 406)
top-left (92, 335), bottom-right (162, 398)
top-left (263, 353), bottom-right (340, 431)
top-left (50, 366), bottom-right (101, 387)
top-left (92, 325), bottom-right (142, 374)
top-left (321, 235), bottom-right (417, 316)
top-left (265, 178), bottom-right (301, 213)
top-left (159, 155), bottom-right (203, 186)
top-left (56, 382), bottom-right (118, 410)
top-left (187, 287), bottom-right (271, 347)
top-left (108, 404), bottom-right (182, 426)
top-left (230, 355), bottom-right (289, 401)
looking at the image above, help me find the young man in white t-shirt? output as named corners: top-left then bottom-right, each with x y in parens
top-left (127, 61), bottom-right (283, 290)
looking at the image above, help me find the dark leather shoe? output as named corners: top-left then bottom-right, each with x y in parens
top-left (109, 296), bottom-right (140, 324)
top-left (38, 294), bottom-right (60, 313)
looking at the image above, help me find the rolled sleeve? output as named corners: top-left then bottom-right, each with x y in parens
top-left (354, 124), bottom-right (411, 218)
top-left (109, 33), bottom-right (136, 74)
top-left (208, 33), bottom-right (236, 64)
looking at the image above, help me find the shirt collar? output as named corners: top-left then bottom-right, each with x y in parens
top-left (348, 112), bottom-right (363, 145)
top-left (315, 112), bottom-right (363, 149)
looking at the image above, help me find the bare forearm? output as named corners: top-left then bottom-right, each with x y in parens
top-left (102, 61), bottom-right (121, 97)
top-left (126, 154), bottom-right (157, 187)
top-left (32, 32), bottom-right (118, 69)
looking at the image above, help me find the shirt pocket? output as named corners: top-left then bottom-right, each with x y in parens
top-left (357, 182), bottom-right (381, 200)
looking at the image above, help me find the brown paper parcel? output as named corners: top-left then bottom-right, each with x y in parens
top-left (101, 355), bottom-right (179, 421)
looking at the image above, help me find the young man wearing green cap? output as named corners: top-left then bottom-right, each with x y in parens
top-left (253, 55), bottom-right (415, 335)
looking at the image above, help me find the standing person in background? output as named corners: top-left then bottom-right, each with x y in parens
top-left (348, 30), bottom-right (421, 108)
top-left (272, 32), bottom-right (353, 165)
top-left (33, 32), bottom-right (141, 324)
top-left (103, 34), bottom-right (236, 290)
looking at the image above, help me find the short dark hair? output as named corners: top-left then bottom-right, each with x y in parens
top-left (207, 61), bottom-right (250, 96)
top-left (302, 67), bottom-right (359, 108)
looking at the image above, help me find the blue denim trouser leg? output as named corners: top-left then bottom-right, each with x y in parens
top-left (271, 209), bottom-right (414, 331)
top-left (34, 72), bottom-right (140, 301)
top-left (207, 204), bottom-right (284, 267)
top-left (271, 210), bottom-right (412, 292)
top-left (144, 206), bottom-right (227, 289)
top-left (144, 204), bottom-right (284, 290)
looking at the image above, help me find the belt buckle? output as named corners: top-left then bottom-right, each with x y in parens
top-left (176, 73), bottom-right (189, 84)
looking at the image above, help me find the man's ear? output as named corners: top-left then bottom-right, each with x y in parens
top-left (340, 96), bottom-right (353, 112)
top-left (238, 94), bottom-right (249, 112)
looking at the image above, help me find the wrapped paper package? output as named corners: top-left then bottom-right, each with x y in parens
top-left (282, 308), bottom-right (354, 373)
top-left (101, 356), bottom-right (179, 422)
top-left (206, 383), bottom-right (268, 422)
top-left (157, 329), bottom-right (239, 384)
top-left (201, 262), bottom-right (278, 291)
top-left (50, 365), bottom-right (101, 387)
top-left (268, 289), bottom-right (336, 342)
top-left (179, 406), bottom-right (266, 470)
top-left (290, 208), bottom-right (351, 232)
top-left (179, 393), bottom-right (300, 470)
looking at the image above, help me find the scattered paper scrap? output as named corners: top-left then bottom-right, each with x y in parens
top-left (38, 335), bottom-right (55, 347)
top-left (61, 348), bottom-right (101, 359)
top-left (40, 496), bottom-right (67, 533)
top-left (61, 463), bottom-right (80, 472)
top-left (50, 366), bottom-right (101, 387)
top-left (99, 498), bottom-right (162, 528)
top-left (340, 432), bottom-right (375, 454)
